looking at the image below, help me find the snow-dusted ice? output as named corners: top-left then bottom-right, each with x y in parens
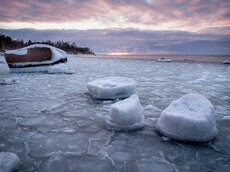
top-left (156, 93), bottom-right (218, 142)
top-left (105, 94), bottom-right (145, 131)
top-left (4, 44), bottom-right (73, 74)
top-left (87, 76), bottom-right (136, 99)
top-left (0, 152), bottom-right (20, 172)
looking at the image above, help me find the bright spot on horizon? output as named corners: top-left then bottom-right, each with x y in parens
top-left (144, 0), bottom-right (154, 4)
top-left (107, 52), bottom-right (133, 56)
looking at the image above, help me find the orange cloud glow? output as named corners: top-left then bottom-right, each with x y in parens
top-left (0, 0), bottom-right (229, 34)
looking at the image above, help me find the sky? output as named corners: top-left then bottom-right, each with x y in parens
top-left (0, 0), bottom-right (230, 54)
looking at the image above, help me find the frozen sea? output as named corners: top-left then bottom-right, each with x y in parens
top-left (0, 54), bottom-right (230, 172)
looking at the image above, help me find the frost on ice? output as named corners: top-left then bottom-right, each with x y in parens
top-left (105, 94), bottom-right (145, 131)
top-left (0, 152), bottom-right (20, 172)
top-left (87, 76), bottom-right (136, 99)
top-left (4, 44), bottom-right (73, 74)
top-left (156, 93), bottom-right (218, 142)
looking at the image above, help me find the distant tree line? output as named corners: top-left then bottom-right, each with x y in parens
top-left (0, 34), bottom-right (95, 55)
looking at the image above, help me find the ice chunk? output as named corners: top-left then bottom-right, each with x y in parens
top-left (47, 63), bottom-right (74, 74)
top-left (156, 93), bottom-right (218, 142)
top-left (0, 78), bottom-right (18, 85)
top-left (0, 152), bottom-right (20, 172)
top-left (87, 76), bottom-right (136, 99)
top-left (105, 94), bottom-right (145, 131)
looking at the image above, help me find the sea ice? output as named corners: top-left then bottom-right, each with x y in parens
top-left (156, 93), bottom-right (218, 142)
top-left (137, 158), bottom-right (174, 172)
top-left (0, 152), bottom-right (20, 172)
top-left (87, 76), bottom-right (136, 99)
top-left (29, 133), bottom-right (89, 158)
top-left (105, 94), bottom-right (145, 131)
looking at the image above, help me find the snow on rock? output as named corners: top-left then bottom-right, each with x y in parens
top-left (0, 78), bottom-right (18, 85)
top-left (87, 76), bottom-right (136, 99)
top-left (105, 94), bottom-right (145, 131)
top-left (0, 152), bottom-right (20, 172)
top-left (4, 44), bottom-right (73, 73)
top-left (156, 93), bottom-right (218, 142)
top-left (223, 59), bottom-right (230, 64)
top-left (157, 57), bottom-right (172, 62)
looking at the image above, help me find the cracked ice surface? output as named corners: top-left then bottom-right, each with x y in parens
top-left (0, 55), bottom-right (230, 171)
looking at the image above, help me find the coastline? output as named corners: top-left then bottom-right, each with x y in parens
top-left (74, 54), bottom-right (230, 64)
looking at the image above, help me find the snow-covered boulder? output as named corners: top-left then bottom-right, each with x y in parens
top-left (223, 59), bottom-right (230, 64)
top-left (157, 57), bottom-right (172, 62)
top-left (0, 152), bottom-right (20, 172)
top-left (4, 44), bottom-right (72, 73)
top-left (156, 93), bottom-right (218, 142)
top-left (87, 76), bottom-right (136, 99)
top-left (105, 94), bottom-right (145, 131)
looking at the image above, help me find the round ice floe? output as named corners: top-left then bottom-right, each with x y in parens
top-left (0, 152), bottom-right (20, 172)
top-left (105, 94), bottom-right (145, 131)
top-left (87, 77), bottom-right (136, 99)
top-left (156, 93), bottom-right (218, 142)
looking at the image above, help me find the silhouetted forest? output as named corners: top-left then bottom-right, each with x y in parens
top-left (0, 34), bottom-right (94, 55)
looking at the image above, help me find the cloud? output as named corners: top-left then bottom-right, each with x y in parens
top-left (1, 28), bottom-right (229, 54)
top-left (0, 0), bottom-right (229, 33)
